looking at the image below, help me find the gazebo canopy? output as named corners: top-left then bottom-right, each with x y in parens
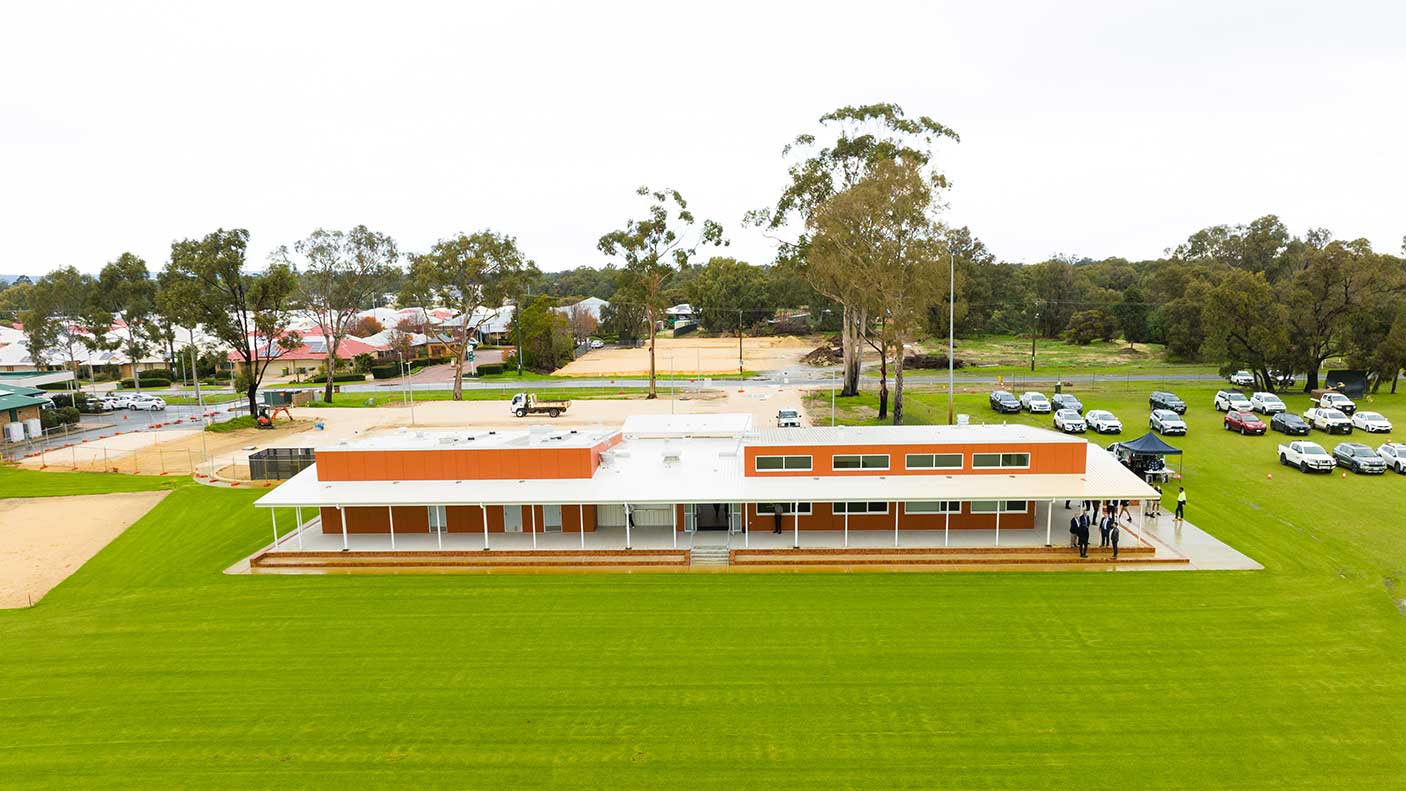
top-left (1116, 432), bottom-right (1183, 456)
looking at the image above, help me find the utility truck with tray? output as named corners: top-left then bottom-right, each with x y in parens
top-left (509, 392), bottom-right (571, 418)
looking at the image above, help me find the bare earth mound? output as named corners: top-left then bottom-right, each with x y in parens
top-left (0, 490), bottom-right (170, 608)
top-left (553, 336), bottom-right (814, 377)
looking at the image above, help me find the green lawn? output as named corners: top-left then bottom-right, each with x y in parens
top-left (0, 464), bottom-right (185, 497)
top-left (3, 385), bottom-right (1406, 788)
top-left (901, 334), bottom-right (1219, 377)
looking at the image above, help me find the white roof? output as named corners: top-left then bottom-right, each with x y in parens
top-left (748, 424), bottom-right (1084, 447)
top-left (621, 413), bottom-right (753, 438)
top-left (322, 425), bottom-right (616, 452)
top-left (257, 438), bottom-right (1156, 509)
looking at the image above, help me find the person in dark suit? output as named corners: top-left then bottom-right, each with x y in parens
top-left (1075, 520), bottom-right (1090, 558)
top-left (1109, 521), bottom-right (1121, 559)
top-left (771, 503), bottom-right (784, 534)
top-left (1099, 514), bottom-right (1112, 547)
top-left (1069, 516), bottom-right (1079, 547)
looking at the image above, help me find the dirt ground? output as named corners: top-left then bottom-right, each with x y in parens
top-left (553, 336), bottom-right (815, 377)
top-left (0, 490), bottom-right (170, 608)
top-left (18, 386), bottom-right (812, 478)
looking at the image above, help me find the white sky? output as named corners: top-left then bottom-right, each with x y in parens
top-left (3, 1), bottom-right (1403, 278)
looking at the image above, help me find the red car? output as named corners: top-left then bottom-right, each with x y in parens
top-left (1224, 410), bottom-right (1267, 435)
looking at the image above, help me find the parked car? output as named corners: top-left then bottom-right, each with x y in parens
top-left (1150, 409), bottom-right (1187, 436)
top-left (129, 394), bottom-right (167, 411)
top-left (1332, 442), bottom-right (1387, 474)
top-left (1376, 443), bottom-right (1406, 474)
top-left (1270, 412), bottom-right (1311, 436)
top-left (1223, 410), bottom-right (1267, 435)
top-left (989, 390), bottom-right (1021, 413)
top-left (1229, 370), bottom-right (1255, 387)
top-left (81, 396), bottom-right (113, 413)
top-left (1085, 409), bottom-right (1122, 434)
top-left (775, 409), bottom-right (802, 428)
top-left (1149, 391), bottom-right (1186, 414)
top-left (589, 338), bottom-right (605, 349)
top-left (1051, 393), bottom-right (1083, 413)
top-left (1213, 390), bottom-right (1253, 412)
top-left (1020, 392), bottom-right (1051, 413)
top-left (107, 393), bottom-right (135, 409)
top-left (1310, 390), bottom-right (1357, 415)
top-left (1303, 407), bottom-right (1352, 434)
top-left (1053, 409), bottom-right (1086, 434)
top-left (1350, 411), bottom-right (1392, 433)
top-left (1268, 370), bottom-right (1295, 387)
top-left (1278, 440), bottom-right (1336, 473)
top-left (1249, 392), bottom-right (1286, 414)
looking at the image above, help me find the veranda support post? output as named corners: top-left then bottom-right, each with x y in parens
top-left (579, 504), bottom-right (585, 550)
top-left (743, 503), bottom-right (749, 548)
top-left (671, 504), bottom-right (677, 549)
top-left (1045, 499), bottom-right (1053, 547)
top-left (844, 504), bottom-right (849, 548)
top-left (295, 506), bottom-right (303, 550)
top-left (995, 506), bottom-right (1001, 547)
top-left (481, 503), bottom-right (489, 551)
top-left (388, 505), bottom-right (396, 550)
top-left (793, 502), bottom-right (799, 550)
top-left (271, 509), bottom-right (279, 552)
top-left (530, 503), bottom-right (537, 550)
top-left (624, 503), bottom-right (632, 550)
top-left (339, 506), bottom-right (348, 551)
top-left (893, 502), bottom-right (899, 548)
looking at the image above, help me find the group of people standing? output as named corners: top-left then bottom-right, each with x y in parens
top-left (1067, 499), bottom-right (1130, 558)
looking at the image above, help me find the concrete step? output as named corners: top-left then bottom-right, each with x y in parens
top-left (690, 547), bottom-right (731, 567)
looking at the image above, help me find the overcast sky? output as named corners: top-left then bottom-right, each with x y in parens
top-left (3, 1), bottom-right (1403, 278)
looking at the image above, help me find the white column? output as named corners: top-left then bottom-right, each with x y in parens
top-left (579, 504), bottom-right (586, 550)
top-left (388, 506), bottom-right (396, 550)
top-left (481, 504), bottom-right (489, 551)
top-left (893, 501), bottom-right (899, 547)
top-left (671, 504), bottom-right (678, 549)
top-left (624, 503), bottom-right (632, 550)
top-left (295, 506), bottom-right (303, 550)
top-left (793, 501), bottom-right (799, 549)
top-left (339, 506), bottom-right (348, 550)
top-left (1045, 500), bottom-right (1053, 547)
top-left (995, 505), bottom-right (1001, 547)
top-left (530, 504), bottom-right (537, 549)
top-left (271, 509), bottom-right (279, 551)
top-left (944, 503), bottom-right (950, 548)
top-left (843, 504), bottom-right (849, 548)
top-left (435, 506), bottom-right (443, 550)
top-left (743, 503), bottom-right (749, 548)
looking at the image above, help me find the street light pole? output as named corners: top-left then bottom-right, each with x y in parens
top-left (1030, 310), bottom-right (1040, 372)
top-left (947, 246), bottom-right (955, 426)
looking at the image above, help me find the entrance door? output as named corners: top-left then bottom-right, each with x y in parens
top-left (543, 504), bottom-right (563, 533)
top-left (696, 503), bottom-right (731, 530)
top-left (503, 505), bottom-right (523, 533)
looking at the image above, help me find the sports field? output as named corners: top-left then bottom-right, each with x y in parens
top-left (2, 383), bottom-right (1405, 788)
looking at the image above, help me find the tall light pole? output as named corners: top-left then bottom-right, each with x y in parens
top-left (1030, 310), bottom-right (1040, 372)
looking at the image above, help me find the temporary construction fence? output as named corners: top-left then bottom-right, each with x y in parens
top-left (248, 447), bottom-right (314, 480)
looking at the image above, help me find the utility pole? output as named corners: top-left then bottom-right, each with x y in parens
top-left (1030, 309), bottom-right (1040, 372)
top-left (947, 246), bottom-right (955, 426)
top-left (737, 308), bottom-right (743, 382)
top-left (514, 294), bottom-right (525, 377)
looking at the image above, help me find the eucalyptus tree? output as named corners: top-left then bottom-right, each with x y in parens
top-left (26, 267), bottom-right (107, 389)
top-left (750, 102), bottom-right (958, 396)
top-left (403, 230), bottom-right (536, 400)
top-left (96, 253), bottom-right (158, 392)
top-left (598, 186), bottom-right (725, 398)
top-left (276, 226), bottom-right (399, 402)
top-left (165, 229), bottom-right (301, 417)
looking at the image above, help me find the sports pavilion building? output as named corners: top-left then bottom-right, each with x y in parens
top-left (252, 414), bottom-right (1170, 569)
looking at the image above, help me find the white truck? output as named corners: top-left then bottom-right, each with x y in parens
top-left (1310, 390), bottom-right (1357, 415)
top-left (1278, 440), bottom-right (1336, 473)
top-left (509, 392), bottom-right (570, 418)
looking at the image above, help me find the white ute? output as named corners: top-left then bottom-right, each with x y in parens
top-left (1278, 440), bottom-right (1336, 473)
top-left (776, 409), bottom-right (802, 428)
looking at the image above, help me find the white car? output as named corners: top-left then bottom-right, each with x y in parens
top-left (1377, 443), bottom-right (1406, 474)
top-left (1229, 370), bottom-right (1255, 387)
top-left (1303, 407), bottom-right (1352, 435)
top-left (1278, 440), bottom-right (1336, 473)
top-left (776, 409), bottom-right (802, 428)
top-left (1350, 411), bottom-right (1392, 433)
top-left (108, 393), bottom-right (135, 409)
top-left (1249, 392), bottom-right (1286, 414)
top-left (1085, 409), bottom-right (1122, 434)
top-left (1314, 391), bottom-right (1357, 415)
top-left (129, 394), bottom-right (167, 411)
top-left (1053, 409), bottom-right (1086, 434)
top-left (589, 339), bottom-right (605, 349)
top-left (1020, 392), bottom-right (1051, 413)
top-left (1214, 390), bottom-right (1253, 412)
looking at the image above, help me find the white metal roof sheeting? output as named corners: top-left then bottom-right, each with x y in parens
top-left (748, 424), bottom-right (1085, 447)
top-left (256, 442), bottom-right (1156, 509)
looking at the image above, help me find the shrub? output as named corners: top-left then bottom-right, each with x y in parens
top-left (473, 362), bottom-right (507, 376)
top-left (138, 368), bottom-right (174, 381)
top-left (39, 381), bottom-right (73, 390)
top-left (56, 406), bottom-right (80, 425)
top-left (903, 354), bottom-right (966, 370)
top-left (119, 378), bottom-right (171, 389)
top-left (370, 364), bottom-right (401, 380)
top-left (353, 353), bottom-right (375, 374)
top-left (304, 372), bottom-right (368, 384)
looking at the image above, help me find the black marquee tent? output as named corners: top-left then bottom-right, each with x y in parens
top-left (1111, 432), bottom-right (1183, 481)
top-left (1116, 432), bottom-right (1183, 456)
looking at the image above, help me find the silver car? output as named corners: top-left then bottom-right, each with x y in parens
top-left (1150, 409), bottom-right (1187, 435)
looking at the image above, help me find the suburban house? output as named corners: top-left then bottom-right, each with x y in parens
top-left (553, 296), bottom-right (609, 322)
top-left (253, 415), bottom-right (1161, 567)
top-left (227, 332), bottom-right (389, 378)
top-left (0, 387), bottom-right (47, 441)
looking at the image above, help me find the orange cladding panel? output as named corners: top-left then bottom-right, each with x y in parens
top-left (743, 441), bottom-right (1085, 477)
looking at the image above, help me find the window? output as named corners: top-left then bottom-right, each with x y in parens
top-left (970, 500), bottom-right (1029, 514)
top-left (832, 454), bottom-right (889, 470)
top-left (905, 453), bottom-right (963, 470)
top-left (755, 455), bottom-right (812, 471)
top-left (756, 502), bottom-right (812, 515)
top-left (833, 501), bottom-right (889, 514)
top-left (903, 501), bottom-right (962, 514)
top-left (427, 505), bottom-right (447, 533)
top-left (972, 452), bottom-right (1031, 469)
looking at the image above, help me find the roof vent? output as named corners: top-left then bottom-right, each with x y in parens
top-left (437, 436), bottom-right (458, 446)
